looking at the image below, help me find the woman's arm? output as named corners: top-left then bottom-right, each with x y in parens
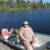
top-left (19, 32), bottom-right (28, 41)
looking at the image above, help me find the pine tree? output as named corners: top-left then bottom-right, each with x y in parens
top-left (40, 0), bottom-right (43, 4)
top-left (17, 0), bottom-right (20, 3)
top-left (27, 0), bottom-right (29, 3)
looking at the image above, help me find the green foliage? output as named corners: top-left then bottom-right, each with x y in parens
top-left (0, 0), bottom-right (50, 11)
top-left (0, 1), bottom-right (4, 5)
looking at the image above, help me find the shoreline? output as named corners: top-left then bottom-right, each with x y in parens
top-left (0, 8), bottom-right (50, 12)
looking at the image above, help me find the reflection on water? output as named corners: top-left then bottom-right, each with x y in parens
top-left (0, 9), bottom-right (50, 34)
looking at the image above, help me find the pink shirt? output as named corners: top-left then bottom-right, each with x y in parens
top-left (19, 27), bottom-right (34, 40)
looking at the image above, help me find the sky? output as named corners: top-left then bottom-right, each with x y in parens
top-left (35, 0), bottom-right (50, 3)
top-left (43, 0), bottom-right (50, 3)
top-left (24, 0), bottom-right (50, 3)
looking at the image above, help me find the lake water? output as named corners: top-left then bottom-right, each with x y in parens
top-left (0, 9), bottom-right (50, 34)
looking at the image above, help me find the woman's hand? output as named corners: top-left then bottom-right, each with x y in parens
top-left (23, 37), bottom-right (32, 42)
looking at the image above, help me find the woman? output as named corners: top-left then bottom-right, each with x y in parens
top-left (19, 21), bottom-right (35, 50)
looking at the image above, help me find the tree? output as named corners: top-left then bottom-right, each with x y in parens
top-left (17, 0), bottom-right (20, 3)
top-left (40, 0), bottom-right (43, 4)
top-left (27, 0), bottom-right (29, 4)
top-left (8, 0), bottom-right (17, 8)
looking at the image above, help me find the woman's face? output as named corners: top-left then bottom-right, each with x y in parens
top-left (24, 24), bottom-right (29, 28)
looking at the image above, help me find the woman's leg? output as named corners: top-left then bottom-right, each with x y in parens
top-left (31, 39), bottom-right (36, 48)
top-left (24, 41), bottom-right (33, 50)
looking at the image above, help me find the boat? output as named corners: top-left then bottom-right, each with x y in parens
top-left (0, 34), bottom-right (26, 50)
top-left (0, 33), bottom-right (50, 50)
